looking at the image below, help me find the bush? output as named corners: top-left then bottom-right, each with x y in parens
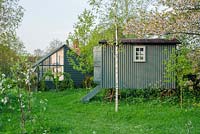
top-left (0, 74), bottom-right (14, 111)
top-left (38, 71), bottom-right (74, 91)
top-left (120, 88), bottom-right (161, 101)
top-left (82, 75), bottom-right (95, 88)
top-left (59, 73), bottom-right (74, 90)
top-left (102, 87), bottom-right (180, 104)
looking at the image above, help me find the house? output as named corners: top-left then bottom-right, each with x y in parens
top-left (33, 44), bottom-right (85, 89)
top-left (82, 38), bottom-right (180, 102)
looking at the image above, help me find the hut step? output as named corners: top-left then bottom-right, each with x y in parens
top-left (81, 85), bottom-right (102, 102)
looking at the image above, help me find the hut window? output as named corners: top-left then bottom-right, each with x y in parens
top-left (134, 46), bottom-right (146, 62)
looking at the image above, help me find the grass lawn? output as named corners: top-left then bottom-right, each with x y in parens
top-left (1, 89), bottom-right (200, 134)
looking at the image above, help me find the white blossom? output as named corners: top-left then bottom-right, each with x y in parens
top-left (0, 82), bottom-right (3, 90)
top-left (7, 84), bottom-right (12, 89)
top-left (1, 96), bottom-right (9, 105)
top-left (1, 74), bottom-right (5, 78)
top-left (25, 79), bottom-right (30, 85)
top-left (19, 94), bottom-right (23, 98)
top-left (1, 88), bottom-right (5, 94)
top-left (43, 129), bottom-right (48, 134)
top-left (24, 68), bottom-right (33, 86)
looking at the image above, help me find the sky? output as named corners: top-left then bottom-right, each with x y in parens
top-left (17, 0), bottom-right (90, 54)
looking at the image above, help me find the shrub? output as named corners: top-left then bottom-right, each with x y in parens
top-left (82, 75), bottom-right (95, 88)
top-left (59, 73), bottom-right (74, 90)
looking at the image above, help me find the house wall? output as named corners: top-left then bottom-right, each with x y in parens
top-left (64, 47), bottom-right (85, 87)
top-left (97, 44), bottom-right (176, 89)
top-left (36, 45), bottom-right (85, 88)
top-left (40, 48), bottom-right (64, 81)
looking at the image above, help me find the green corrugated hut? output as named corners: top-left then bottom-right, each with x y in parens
top-left (82, 38), bottom-right (180, 102)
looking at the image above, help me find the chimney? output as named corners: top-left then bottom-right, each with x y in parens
top-left (73, 39), bottom-right (80, 55)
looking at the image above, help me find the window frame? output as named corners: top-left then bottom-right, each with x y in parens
top-left (133, 46), bottom-right (146, 62)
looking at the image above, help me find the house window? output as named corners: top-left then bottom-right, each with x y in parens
top-left (134, 46), bottom-right (146, 62)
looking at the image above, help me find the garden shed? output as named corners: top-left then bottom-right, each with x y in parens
top-left (82, 38), bottom-right (180, 102)
top-left (33, 45), bottom-right (85, 89)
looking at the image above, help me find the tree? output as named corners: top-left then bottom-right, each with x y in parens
top-left (124, 0), bottom-right (200, 107)
top-left (0, 0), bottom-right (24, 74)
top-left (114, 0), bottom-right (119, 112)
top-left (10, 36), bottom-right (26, 54)
top-left (0, 45), bottom-right (17, 75)
top-left (45, 39), bottom-right (63, 54)
top-left (67, 9), bottom-right (97, 75)
top-left (67, 9), bottom-right (110, 88)
top-left (0, 0), bottom-right (24, 45)
top-left (33, 49), bottom-right (44, 59)
top-left (73, 9), bottom-right (95, 46)
top-left (89, 0), bottom-right (157, 39)
top-left (33, 48), bottom-right (44, 60)
top-left (67, 1), bottom-right (157, 76)
top-left (165, 45), bottom-right (193, 108)
top-left (124, 0), bottom-right (200, 44)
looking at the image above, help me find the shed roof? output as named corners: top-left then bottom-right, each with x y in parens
top-left (99, 38), bottom-right (180, 45)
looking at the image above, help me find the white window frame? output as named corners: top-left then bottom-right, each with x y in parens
top-left (134, 46), bottom-right (146, 62)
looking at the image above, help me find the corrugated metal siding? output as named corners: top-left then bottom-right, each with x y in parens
top-left (101, 44), bottom-right (176, 89)
top-left (102, 46), bottom-right (115, 88)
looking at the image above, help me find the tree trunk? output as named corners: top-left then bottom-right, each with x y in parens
top-left (115, 0), bottom-right (119, 112)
